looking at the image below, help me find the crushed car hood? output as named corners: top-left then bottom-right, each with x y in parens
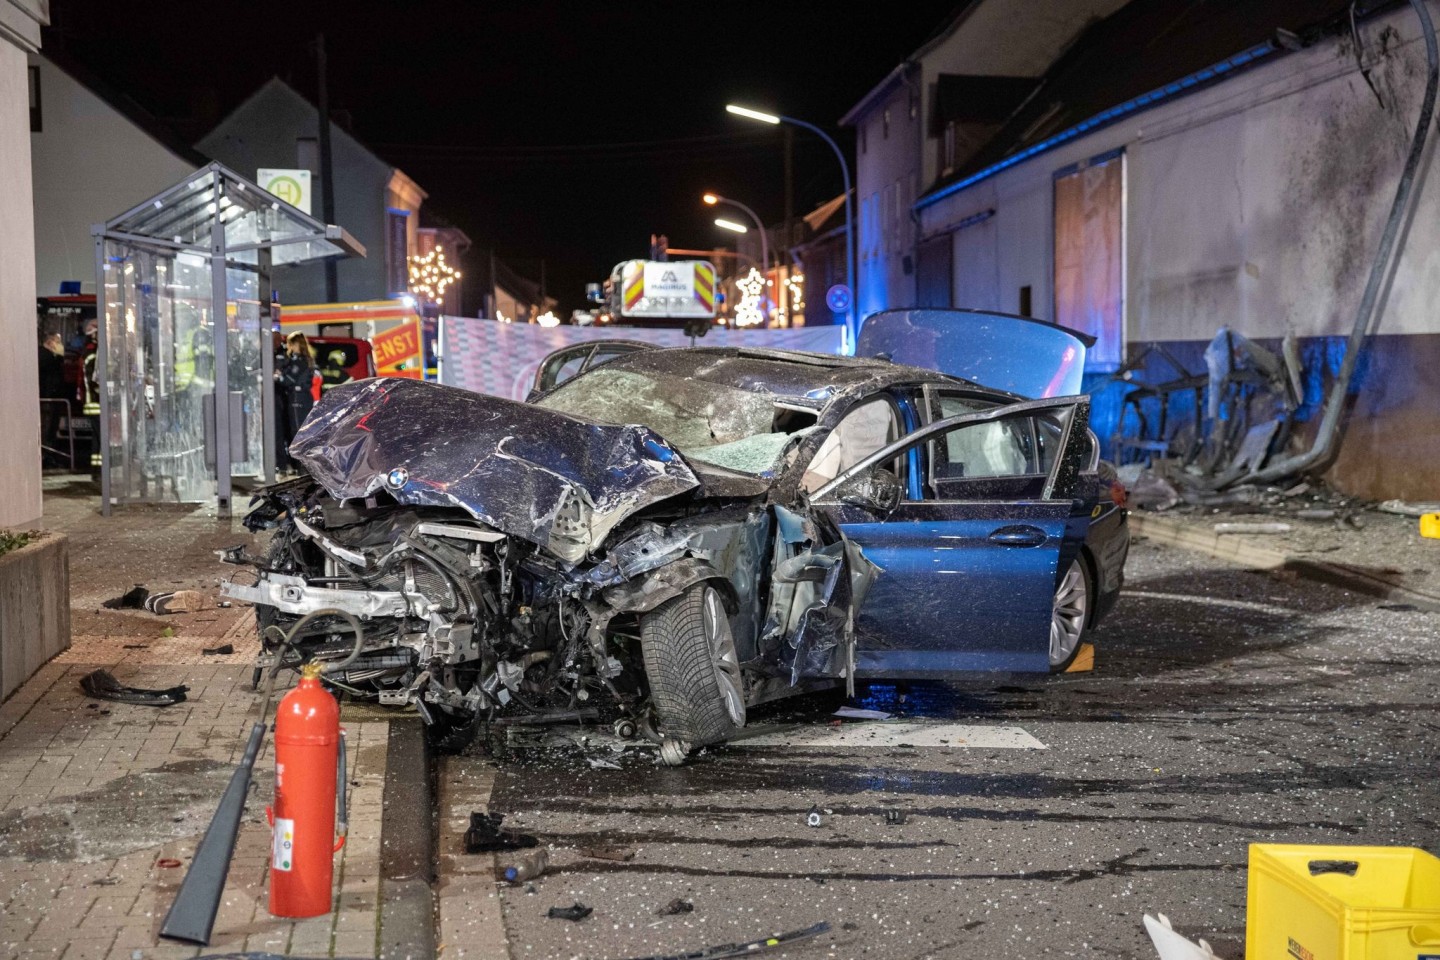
top-left (291, 378), bottom-right (700, 563)
top-left (858, 308), bottom-right (1093, 398)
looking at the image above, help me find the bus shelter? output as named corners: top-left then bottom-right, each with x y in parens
top-left (92, 162), bottom-right (363, 516)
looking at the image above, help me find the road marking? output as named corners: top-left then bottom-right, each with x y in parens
top-left (1127, 589), bottom-right (1299, 617)
top-left (731, 721), bottom-right (1046, 750)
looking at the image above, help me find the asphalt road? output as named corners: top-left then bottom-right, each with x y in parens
top-left (444, 538), bottom-right (1440, 959)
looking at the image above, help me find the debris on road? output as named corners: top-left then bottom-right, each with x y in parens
top-left (657, 898), bottom-right (694, 916)
top-left (102, 585), bottom-right (149, 609)
top-left (1143, 913), bottom-right (1225, 959)
top-left (1378, 499), bottom-right (1440, 518)
top-left (1214, 522), bottom-right (1291, 535)
top-left (611, 921), bottom-right (832, 960)
top-left (463, 812), bottom-right (537, 854)
top-left (502, 847), bottom-right (549, 883)
top-left (833, 706), bottom-right (892, 720)
top-left (79, 669), bottom-right (188, 707)
top-left (144, 589), bottom-right (207, 614)
top-left (200, 643), bottom-right (234, 656)
top-left (547, 901), bottom-right (593, 922)
top-left (883, 809), bottom-right (907, 826)
top-left (805, 805), bottom-right (829, 828)
top-left (580, 845), bottom-right (635, 862)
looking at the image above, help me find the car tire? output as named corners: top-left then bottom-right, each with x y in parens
top-left (640, 582), bottom-right (746, 747)
top-left (1050, 557), bottom-right (1092, 672)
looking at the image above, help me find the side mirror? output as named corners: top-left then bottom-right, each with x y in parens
top-left (835, 466), bottom-right (902, 515)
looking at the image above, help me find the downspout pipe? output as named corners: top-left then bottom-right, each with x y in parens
top-left (1235, 0), bottom-right (1437, 487)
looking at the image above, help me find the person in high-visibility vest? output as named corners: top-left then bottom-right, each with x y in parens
top-left (276, 332), bottom-right (316, 473)
top-left (319, 349), bottom-right (353, 393)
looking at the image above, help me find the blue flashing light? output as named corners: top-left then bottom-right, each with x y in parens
top-left (914, 42), bottom-right (1277, 212)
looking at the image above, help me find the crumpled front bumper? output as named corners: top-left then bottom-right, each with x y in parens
top-left (221, 572), bottom-right (408, 620)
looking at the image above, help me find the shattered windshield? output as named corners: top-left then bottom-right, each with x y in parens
top-left (536, 368), bottom-right (810, 476)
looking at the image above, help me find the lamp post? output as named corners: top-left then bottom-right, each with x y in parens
top-left (703, 193), bottom-right (769, 273)
top-left (725, 103), bottom-right (855, 341)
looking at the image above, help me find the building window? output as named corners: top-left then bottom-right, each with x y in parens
top-left (1053, 149), bottom-right (1125, 371)
top-left (1018, 285), bottom-right (1032, 317)
top-left (28, 66), bottom-right (40, 132)
top-left (860, 123), bottom-right (866, 155)
top-left (883, 108), bottom-right (890, 140)
top-left (941, 121), bottom-right (956, 176)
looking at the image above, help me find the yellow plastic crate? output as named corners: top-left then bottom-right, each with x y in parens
top-left (1246, 844), bottom-right (1440, 960)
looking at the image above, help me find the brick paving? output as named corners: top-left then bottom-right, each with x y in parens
top-left (1, 484), bottom-right (393, 960)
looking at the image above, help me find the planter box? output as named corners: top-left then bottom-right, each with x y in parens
top-left (0, 533), bottom-right (70, 702)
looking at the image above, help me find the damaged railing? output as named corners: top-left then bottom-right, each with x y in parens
top-left (1111, 0), bottom-right (1438, 501)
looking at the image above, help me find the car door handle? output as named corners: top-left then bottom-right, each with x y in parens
top-left (987, 525), bottom-right (1048, 547)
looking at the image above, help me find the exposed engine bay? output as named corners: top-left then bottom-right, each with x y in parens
top-left (221, 474), bottom-right (850, 754)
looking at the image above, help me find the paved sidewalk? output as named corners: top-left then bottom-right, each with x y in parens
top-left (1, 484), bottom-right (392, 960)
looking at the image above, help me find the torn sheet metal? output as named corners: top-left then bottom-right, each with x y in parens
top-left (291, 378), bottom-right (699, 563)
top-left (759, 505), bottom-right (875, 685)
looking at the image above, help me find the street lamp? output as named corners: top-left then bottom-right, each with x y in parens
top-left (725, 103), bottom-right (856, 342)
top-left (713, 217), bottom-right (748, 234)
top-left (703, 192), bottom-right (769, 274)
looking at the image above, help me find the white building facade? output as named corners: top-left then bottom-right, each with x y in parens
top-left (1, 0), bottom-right (48, 529)
top-left (849, 0), bottom-right (1440, 500)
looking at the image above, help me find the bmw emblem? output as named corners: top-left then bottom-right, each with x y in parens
top-left (385, 467), bottom-right (409, 490)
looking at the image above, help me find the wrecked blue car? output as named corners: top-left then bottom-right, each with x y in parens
top-left (222, 327), bottom-right (1127, 760)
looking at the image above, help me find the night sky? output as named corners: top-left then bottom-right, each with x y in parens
top-left (46, 1), bottom-right (959, 311)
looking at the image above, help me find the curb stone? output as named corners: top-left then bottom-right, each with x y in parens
top-left (1131, 512), bottom-right (1440, 612)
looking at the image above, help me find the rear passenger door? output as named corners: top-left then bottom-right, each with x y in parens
top-left (812, 395), bottom-right (1092, 676)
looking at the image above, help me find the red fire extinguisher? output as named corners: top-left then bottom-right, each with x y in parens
top-left (268, 662), bottom-right (347, 918)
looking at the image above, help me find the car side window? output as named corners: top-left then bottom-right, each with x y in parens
top-left (921, 403), bottom-right (1069, 501)
top-left (803, 398), bottom-right (900, 493)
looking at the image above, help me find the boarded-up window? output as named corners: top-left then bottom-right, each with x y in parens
top-left (1054, 150), bottom-right (1124, 371)
top-left (916, 235), bottom-right (952, 308)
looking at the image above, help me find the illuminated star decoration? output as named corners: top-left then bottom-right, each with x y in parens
top-left (535, 311), bottom-right (561, 327)
top-left (734, 267), bottom-right (767, 328)
top-left (408, 248), bottom-right (461, 304)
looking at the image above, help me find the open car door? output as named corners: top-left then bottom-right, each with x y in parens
top-left (811, 395), bottom-right (1092, 676)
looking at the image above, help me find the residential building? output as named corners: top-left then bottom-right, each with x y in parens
top-left (196, 78), bottom-right (427, 306)
top-left (845, 0), bottom-right (1440, 500)
top-left (841, 0), bottom-right (1127, 318)
top-left (28, 51), bottom-right (199, 298)
top-left (2, 0), bottom-right (49, 528)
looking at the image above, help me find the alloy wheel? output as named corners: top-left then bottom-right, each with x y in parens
top-left (702, 587), bottom-right (746, 725)
top-left (1050, 559), bottom-right (1089, 668)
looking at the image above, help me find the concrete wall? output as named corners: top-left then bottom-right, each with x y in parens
top-left (917, 2), bottom-right (1440, 500)
top-left (0, 0), bottom-right (45, 530)
top-left (196, 79), bottom-right (395, 305)
top-left (29, 55), bottom-right (197, 297)
top-left (0, 534), bottom-right (69, 702)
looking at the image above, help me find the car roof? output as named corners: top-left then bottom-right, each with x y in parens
top-left (590, 345), bottom-right (983, 408)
